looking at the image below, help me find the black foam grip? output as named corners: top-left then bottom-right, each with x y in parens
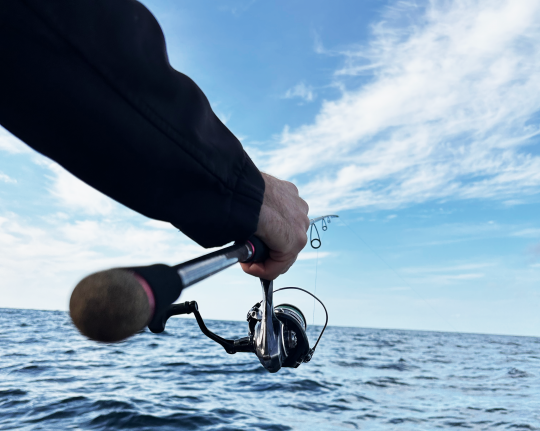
top-left (246, 235), bottom-right (269, 263)
top-left (126, 264), bottom-right (184, 333)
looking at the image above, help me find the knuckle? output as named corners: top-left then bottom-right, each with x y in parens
top-left (286, 181), bottom-right (299, 195)
top-left (297, 230), bottom-right (308, 249)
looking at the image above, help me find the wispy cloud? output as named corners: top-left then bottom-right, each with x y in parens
top-left (283, 82), bottom-right (316, 103)
top-left (0, 172), bottom-right (16, 184)
top-left (512, 228), bottom-right (540, 238)
top-left (402, 263), bottom-right (487, 285)
top-left (219, 0), bottom-right (257, 16)
top-left (402, 262), bottom-right (495, 274)
top-left (400, 261), bottom-right (488, 284)
top-left (259, 0), bottom-right (540, 214)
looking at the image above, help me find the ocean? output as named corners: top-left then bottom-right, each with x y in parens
top-left (0, 308), bottom-right (539, 430)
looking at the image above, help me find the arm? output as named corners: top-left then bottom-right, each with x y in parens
top-left (242, 173), bottom-right (309, 280)
top-left (0, 0), bottom-right (308, 279)
top-left (0, 0), bottom-right (263, 247)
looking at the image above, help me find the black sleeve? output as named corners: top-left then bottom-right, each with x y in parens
top-left (0, 0), bottom-right (264, 248)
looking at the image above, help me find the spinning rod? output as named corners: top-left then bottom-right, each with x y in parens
top-left (70, 215), bottom-right (338, 373)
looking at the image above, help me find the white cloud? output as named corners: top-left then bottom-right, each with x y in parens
top-left (43, 160), bottom-right (118, 216)
top-left (297, 251), bottom-right (331, 261)
top-left (0, 127), bottom-right (31, 154)
top-left (0, 172), bottom-right (16, 184)
top-left (512, 228), bottom-right (540, 238)
top-left (261, 0), bottom-right (540, 214)
top-left (144, 220), bottom-right (178, 231)
top-left (283, 82), bottom-right (316, 102)
top-left (408, 270), bottom-right (486, 285)
top-left (442, 273), bottom-right (485, 281)
top-left (402, 262), bottom-right (495, 274)
top-left (0, 213), bottom-right (202, 310)
top-left (398, 261), bottom-right (490, 285)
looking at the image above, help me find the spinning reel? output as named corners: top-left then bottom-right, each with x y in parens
top-left (153, 278), bottom-right (328, 373)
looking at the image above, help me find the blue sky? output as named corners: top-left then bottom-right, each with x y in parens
top-left (1, 0), bottom-right (540, 336)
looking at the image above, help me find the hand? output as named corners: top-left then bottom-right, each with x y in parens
top-left (240, 172), bottom-right (310, 280)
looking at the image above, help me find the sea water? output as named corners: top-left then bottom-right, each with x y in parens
top-left (0, 308), bottom-right (539, 430)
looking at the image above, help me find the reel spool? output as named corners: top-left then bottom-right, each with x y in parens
top-left (274, 304), bottom-right (310, 368)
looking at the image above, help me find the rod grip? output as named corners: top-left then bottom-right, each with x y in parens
top-left (69, 264), bottom-right (184, 342)
top-left (128, 264), bottom-right (184, 333)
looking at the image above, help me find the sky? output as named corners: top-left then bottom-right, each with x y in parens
top-left (1, 0), bottom-right (540, 336)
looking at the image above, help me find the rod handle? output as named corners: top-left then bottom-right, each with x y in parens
top-left (246, 235), bottom-right (269, 263)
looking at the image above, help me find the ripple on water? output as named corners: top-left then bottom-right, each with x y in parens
top-left (335, 360), bottom-right (367, 368)
top-left (376, 358), bottom-right (417, 371)
top-left (239, 378), bottom-right (333, 393)
top-left (507, 425), bottom-right (539, 430)
top-left (88, 411), bottom-right (221, 430)
top-left (0, 389), bottom-right (26, 397)
top-left (15, 364), bottom-right (50, 375)
top-left (507, 368), bottom-right (533, 378)
top-left (365, 377), bottom-right (410, 387)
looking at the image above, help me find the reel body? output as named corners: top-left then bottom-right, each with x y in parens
top-left (247, 279), bottom-right (311, 372)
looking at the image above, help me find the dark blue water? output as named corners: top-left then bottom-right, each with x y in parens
top-left (0, 309), bottom-right (539, 430)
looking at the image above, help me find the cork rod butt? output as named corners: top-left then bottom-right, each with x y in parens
top-left (69, 269), bottom-right (152, 342)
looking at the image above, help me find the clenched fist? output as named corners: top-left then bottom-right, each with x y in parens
top-left (241, 173), bottom-right (310, 280)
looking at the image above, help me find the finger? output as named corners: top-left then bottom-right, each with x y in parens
top-left (280, 256), bottom-right (297, 275)
top-left (239, 262), bottom-right (277, 280)
top-left (240, 258), bottom-right (295, 280)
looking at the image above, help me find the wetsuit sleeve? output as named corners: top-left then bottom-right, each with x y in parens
top-left (0, 0), bottom-right (264, 248)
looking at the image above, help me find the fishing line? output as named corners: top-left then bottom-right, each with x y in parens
top-left (274, 286), bottom-right (329, 354)
top-left (340, 218), bottom-right (459, 333)
top-left (313, 248), bottom-right (319, 326)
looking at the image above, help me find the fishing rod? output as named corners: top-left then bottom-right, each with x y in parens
top-left (70, 215), bottom-right (338, 373)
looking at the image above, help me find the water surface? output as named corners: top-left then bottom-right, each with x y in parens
top-left (0, 308), bottom-right (539, 430)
